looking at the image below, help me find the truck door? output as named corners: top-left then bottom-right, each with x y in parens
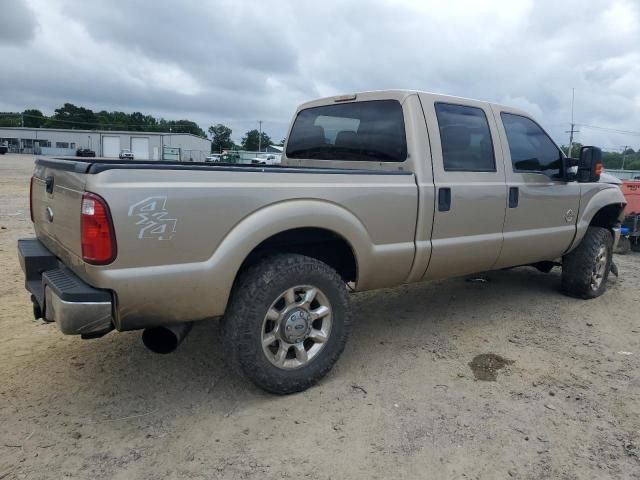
top-left (491, 106), bottom-right (580, 268)
top-left (419, 96), bottom-right (507, 280)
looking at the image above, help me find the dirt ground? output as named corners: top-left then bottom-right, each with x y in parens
top-left (1, 153), bottom-right (639, 480)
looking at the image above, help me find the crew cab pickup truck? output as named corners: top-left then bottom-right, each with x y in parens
top-left (19, 90), bottom-right (626, 394)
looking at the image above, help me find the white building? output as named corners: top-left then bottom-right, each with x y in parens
top-left (0, 127), bottom-right (211, 162)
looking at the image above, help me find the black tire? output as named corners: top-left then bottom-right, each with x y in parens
top-left (615, 236), bottom-right (631, 255)
top-left (561, 226), bottom-right (613, 299)
top-left (221, 254), bottom-right (351, 394)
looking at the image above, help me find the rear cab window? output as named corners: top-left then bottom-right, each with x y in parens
top-left (434, 103), bottom-right (496, 172)
top-left (286, 100), bottom-right (407, 162)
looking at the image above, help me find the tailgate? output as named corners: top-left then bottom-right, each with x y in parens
top-left (31, 159), bottom-right (89, 260)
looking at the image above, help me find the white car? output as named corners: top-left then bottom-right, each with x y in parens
top-left (205, 154), bottom-right (222, 162)
top-left (249, 154), bottom-right (280, 165)
top-left (119, 149), bottom-right (134, 160)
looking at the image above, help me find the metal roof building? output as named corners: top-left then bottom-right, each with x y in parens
top-left (0, 127), bottom-right (211, 161)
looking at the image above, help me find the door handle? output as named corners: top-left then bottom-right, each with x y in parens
top-left (508, 186), bottom-right (519, 208)
top-left (438, 187), bottom-right (451, 212)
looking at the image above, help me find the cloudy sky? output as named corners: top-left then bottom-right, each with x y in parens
top-left (1, 0), bottom-right (639, 149)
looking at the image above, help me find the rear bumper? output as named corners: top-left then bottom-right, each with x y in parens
top-left (18, 238), bottom-right (114, 336)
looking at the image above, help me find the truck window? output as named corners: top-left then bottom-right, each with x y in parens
top-left (286, 100), bottom-right (407, 162)
top-left (434, 103), bottom-right (496, 172)
top-left (500, 113), bottom-right (562, 177)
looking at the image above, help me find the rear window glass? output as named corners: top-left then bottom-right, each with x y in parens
top-left (435, 103), bottom-right (496, 172)
top-left (286, 100), bottom-right (407, 162)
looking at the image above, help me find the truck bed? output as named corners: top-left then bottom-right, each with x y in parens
top-left (30, 156), bottom-right (420, 329)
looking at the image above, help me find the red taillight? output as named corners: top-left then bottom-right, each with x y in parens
top-left (29, 176), bottom-right (34, 222)
top-left (81, 192), bottom-right (116, 265)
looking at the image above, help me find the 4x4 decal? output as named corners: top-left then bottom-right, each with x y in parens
top-left (127, 196), bottom-right (177, 240)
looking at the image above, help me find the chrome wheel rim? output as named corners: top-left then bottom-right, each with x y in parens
top-left (261, 285), bottom-right (332, 370)
top-left (591, 245), bottom-right (608, 290)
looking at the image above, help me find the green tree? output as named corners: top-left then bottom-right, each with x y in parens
top-left (560, 143), bottom-right (583, 158)
top-left (2, 102), bottom-right (208, 138)
top-left (208, 124), bottom-right (234, 153)
top-left (0, 112), bottom-right (21, 127)
top-left (22, 109), bottom-right (46, 128)
top-left (46, 103), bottom-right (97, 129)
top-left (241, 129), bottom-right (272, 151)
top-left (160, 119), bottom-right (206, 137)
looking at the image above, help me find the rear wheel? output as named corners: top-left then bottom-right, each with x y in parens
top-left (561, 226), bottom-right (613, 299)
top-left (221, 254), bottom-right (351, 394)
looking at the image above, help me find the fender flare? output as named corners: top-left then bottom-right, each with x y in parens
top-left (570, 187), bottom-right (626, 252)
top-left (205, 199), bottom-right (375, 311)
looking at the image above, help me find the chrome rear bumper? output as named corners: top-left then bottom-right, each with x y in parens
top-left (18, 238), bottom-right (113, 337)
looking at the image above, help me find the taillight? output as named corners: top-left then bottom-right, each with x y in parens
top-left (81, 192), bottom-right (116, 265)
top-left (29, 176), bottom-right (34, 222)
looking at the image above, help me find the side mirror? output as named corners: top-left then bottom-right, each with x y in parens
top-left (577, 146), bottom-right (603, 183)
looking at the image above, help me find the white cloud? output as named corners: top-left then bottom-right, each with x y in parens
top-left (0, 0), bottom-right (638, 148)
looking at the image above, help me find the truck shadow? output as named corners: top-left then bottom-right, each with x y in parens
top-left (35, 266), bottom-right (578, 420)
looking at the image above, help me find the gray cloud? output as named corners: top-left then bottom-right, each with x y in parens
top-left (0, 0), bottom-right (639, 148)
top-left (0, 0), bottom-right (38, 45)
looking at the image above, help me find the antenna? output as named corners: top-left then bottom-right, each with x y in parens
top-left (565, 88), bottom-right (580, 157)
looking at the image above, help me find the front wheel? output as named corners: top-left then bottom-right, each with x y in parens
top-left (561, 226), bottom-right (613, 299)
top-left (221, 254), bottom-right (351, 394)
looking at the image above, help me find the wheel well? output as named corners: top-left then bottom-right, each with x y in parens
top-left (590, 203), bottom-right (624, 230)
top-left (238, 228), bottom-right (357, 284)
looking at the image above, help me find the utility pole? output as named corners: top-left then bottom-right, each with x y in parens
top-left (258, 120), bottom-right (263, 152)
top-left (621, 145), bottom-right (630, 170)
top-left (565, 88), bottom-right (579, 158)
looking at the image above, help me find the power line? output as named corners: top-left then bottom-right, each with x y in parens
top-left (577, 123), bottom-right (640, 137)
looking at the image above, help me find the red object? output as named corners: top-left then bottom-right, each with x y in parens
top-left (595, 162), bottom-right (603, 177)
top-left (29, 176), bottom-right (34, 222)
top-left (622, 181), bottom-right (640, 215)
top-left (81, 192), bottom-right (116, 264)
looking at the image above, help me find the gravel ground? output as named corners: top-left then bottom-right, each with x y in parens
top-left (1, 153), bottom-right (639, 480)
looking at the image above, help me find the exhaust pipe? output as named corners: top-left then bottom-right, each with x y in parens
top-left (142, 322), bottom-right (193, 354)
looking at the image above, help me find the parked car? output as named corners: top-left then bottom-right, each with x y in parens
top-left (220, 152), bottom-right (241, 163)
top-left (0, 141), bottom-right (8, 155)
top-left (205, 154), bottom-right (221, 162)
top-left (250, 154), bottom-right (280, 165)
top-left (19, 90), bottom-right (626, 394)
top-left (119, 149), bottom-right (134, 160)
top-left (75, 148), bottom-right (96, 157)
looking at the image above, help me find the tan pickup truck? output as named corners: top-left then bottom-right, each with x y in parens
top-left (19, 90), bottom-right (625, 394)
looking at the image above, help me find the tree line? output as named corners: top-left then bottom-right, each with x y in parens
top-left (0, 104), bottom-right (207, 138)
top-left (563, 144), bottom-right (640, 171)
top-left (0, 104), bottom-right (282, 153)
top-left (208, 124), bottom-right (282, 153)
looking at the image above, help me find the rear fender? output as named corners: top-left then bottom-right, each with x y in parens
top-left (103, 199), bottom-right (413, 330)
